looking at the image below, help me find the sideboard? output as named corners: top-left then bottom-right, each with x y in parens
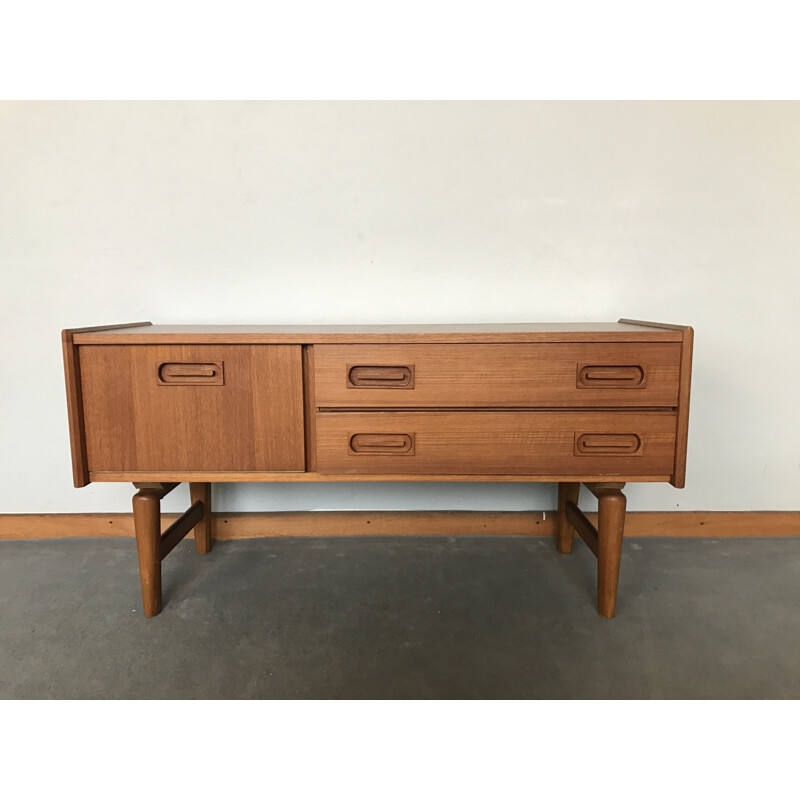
top-left (62, 320), bottom-right (693, 618)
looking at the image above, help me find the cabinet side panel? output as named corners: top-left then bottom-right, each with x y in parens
top-left (62, 331), bottom-right (90, 487)
top-left (672, 326), bottom-right (694, 487)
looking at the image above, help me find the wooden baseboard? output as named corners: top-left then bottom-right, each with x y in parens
top-left (0, 510), bottom-right (797, 541)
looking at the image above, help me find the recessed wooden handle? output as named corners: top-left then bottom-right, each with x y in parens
top-left (577, 365), bottom-right (645, 388)
top-left (157, 362), bottom-right (224, 386)
top-left (349, 433), bottom-right (415, 454)
top-left (575, 433), bottom-right (641, 455)
top-left (347, 365), bottom-right (415, 389)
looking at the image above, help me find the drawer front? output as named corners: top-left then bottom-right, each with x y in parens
top-left (314, 343), bottom-right (681, 408)
top-left (80, 344), bottom-right (305, 472)
top-left (315, 411), bottom-right (677, 475)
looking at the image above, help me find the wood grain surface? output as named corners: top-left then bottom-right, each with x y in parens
top-left (87, 471), bottom-right (674, 482)
top-left (315, 410), bottom-right (677, 475)
top-left (79, 344), bottom-right (305, 472)
top-left (71, 322), bottom-right (685, 345)
top-left (314, 343), bottom-right (681, 408)
top-left (672, 326), bottom-right (694, 487)
top-left (62, 322), bottom-right (150, 487)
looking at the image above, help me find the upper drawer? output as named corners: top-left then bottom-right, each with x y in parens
top-left (313, 343), bottom-right (682, 408)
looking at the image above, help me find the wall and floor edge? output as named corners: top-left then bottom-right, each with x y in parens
top-left (0, 511), bottom-right (797, 541)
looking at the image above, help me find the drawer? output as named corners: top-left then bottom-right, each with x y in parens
top-left (313, 343), bottom-right (681, 408)
top-left (80, 344), bottom-right (305, 472)
top-left (315, 411), bottom-right (677, 475)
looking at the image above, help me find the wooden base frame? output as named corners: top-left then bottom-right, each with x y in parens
top-left (556, 481), bottom-right (627, 618)
top-left (128, 479), bottom-right (632, 618)
top-left (132, 482), bottom-right (213, 617)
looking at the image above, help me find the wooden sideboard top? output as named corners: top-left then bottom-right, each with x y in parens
top-left (69, 319), bottom-right (688, 344)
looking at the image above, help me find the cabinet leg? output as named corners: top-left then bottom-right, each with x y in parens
top-left (596, 487), bottom-right (627, 618)
top-left (556, 482), bottom-right (580, 554)
top-left (190, 482), bottom-right (213, 554)
top-left (132, 488), bottom-right (162, 618)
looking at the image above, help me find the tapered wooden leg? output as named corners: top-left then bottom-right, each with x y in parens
top-left (190, 483), bottom-right (213, 554)
top-left (556, 482), bottom-right (580, 554)
top-left (132, 488), bottom-right (162, 618)
top-left (596, 487), bottom-right (627, 618)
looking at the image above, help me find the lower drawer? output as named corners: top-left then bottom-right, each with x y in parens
top-left (315, 411), bottom-right (677, 476)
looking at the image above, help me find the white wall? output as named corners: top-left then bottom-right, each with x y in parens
top-left (1, 101), bottom-right (798, 513)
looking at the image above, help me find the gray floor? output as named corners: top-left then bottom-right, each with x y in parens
top-left (1, 535), bottom-right (798, 699)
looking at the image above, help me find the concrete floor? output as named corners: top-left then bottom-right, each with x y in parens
top-left (1, 535), bottom-right (798, 699)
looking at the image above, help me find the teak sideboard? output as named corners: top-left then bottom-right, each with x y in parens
top-left (62, 320), bottom-right (693, 619)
